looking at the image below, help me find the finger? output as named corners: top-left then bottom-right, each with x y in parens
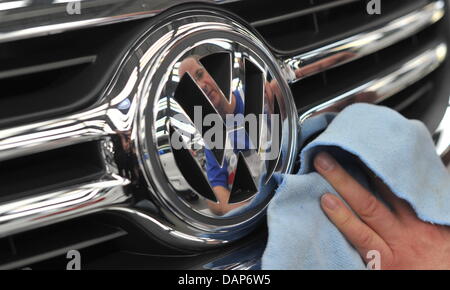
top-left (372, 177), bottom-right (418, 223)
top-left (314, 152), bottom-right (401, 240)
top-left (321, 193), bottom-right (392, 263)
top-left (357, 162), bottom-right (415, 220)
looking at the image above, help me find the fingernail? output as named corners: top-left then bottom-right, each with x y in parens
top-left (321, 194), bottom-right (339, 210)
top-left (315, 152), bottom-right (336, 171)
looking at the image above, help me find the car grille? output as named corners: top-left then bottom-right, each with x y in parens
top-left (0, 20), bottom-right (149, 129)
top-left (226, 0), bottom-right (429, 52)
top-left (223, 0), bottom-right (450, 131)
top-left (0, 0), bottom-right (447, 269)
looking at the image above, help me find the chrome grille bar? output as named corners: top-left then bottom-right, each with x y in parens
top-left (0, 106), bottom-right (109, 162)
top-left (0, 174), bottom-right (130, 239)
top-left (283, 0), bottom-right (445, 83)
top-left (299, 42), bottom-right (448, 122)
top-left (0, 3), bottom-right (447, 241)
top-left (0, 0), bottom-right (243, 44)
top-left (436, 98), bottom-right (450, 159)
top-left (251, 0), bottom-right (360, 27)
top-left (0, 41), bottom-right (445, 239)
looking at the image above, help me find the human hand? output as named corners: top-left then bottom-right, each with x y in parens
top-left (314, 152), bottom-right (450, 270)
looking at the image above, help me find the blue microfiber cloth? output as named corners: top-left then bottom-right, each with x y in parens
top-left (262, 103), bottom-right (450, 270)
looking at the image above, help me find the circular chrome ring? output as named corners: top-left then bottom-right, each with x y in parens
top-left (109, 9), bottom-right (299, 248)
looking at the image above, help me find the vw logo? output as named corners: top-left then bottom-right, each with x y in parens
top-left (135, 10), bottom-right (298, 243)
top-left (152, 41), bottom-right (291, 217)
top-left (171, 49), bottom-right (283, 207)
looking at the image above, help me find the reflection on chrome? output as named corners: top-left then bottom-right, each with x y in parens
top-left (103, 207), bottom-right (227, 248)
top-left (0, 6), bottom-right (447, 250)
top-left (0, 174), bottom-right (130, 239)
top-left (435, 97), bottom-right (450, 158)
top-left (299, 43), bottom-right (448, 122)
top-left (134, 14), bottom-right (298, 236)
top-left (156, 42), bottom-right (286, 217)
top-left (0, 105), bottom-right (109, 162)
top-left (0, 0), bottom-right (243, 43)
top-left (0, 11), bottom-right (299, 249)
top-left (283, 0), bottom-right (445, 83)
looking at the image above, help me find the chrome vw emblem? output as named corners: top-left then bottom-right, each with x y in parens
top-left (96, 10), bottom-right (298, 246)
top-left (151, 41), bottom-right (288, 217)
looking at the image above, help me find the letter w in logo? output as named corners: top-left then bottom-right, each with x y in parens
top-left (169, 51), bottom-right (281, 204)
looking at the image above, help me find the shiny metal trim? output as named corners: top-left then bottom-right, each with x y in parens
top-left (283, 0), bottom-right (446, 83)
top-left (148, 41), bottom-right (288, 218)
top-left (132, 13), bottom-right (298, 241)
top-left (103, 207), bottom-right (228, 248)
top-left (200, 240), bottom-right (265, 269)
top-left (251, 0), bottom-right (360, 28)
top-left (0, 106), bottom-right (109, 162)
top-left (0, 0), bottom-right (242, 44)
top-left (0, 7), bottom-right (447, 251)
top-left (299, 42), bottom-right (448, 123)
top-left (0, 173), bottom-right (130, 239)
top-left (435, 95), bottom-right (450, 161)
top-left (0, 10), bottom-right (299, 249)
top-left (0, 40), bottom-right (444, 247)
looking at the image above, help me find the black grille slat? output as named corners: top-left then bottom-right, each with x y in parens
top-left (0, 218), bottom-right (127, 270)
top-left (380, 79), bottom-right (434, 112)
top-left (224, 0), bottom-right (313, 24)
top-left (224, 0), bottom-right (429, 53)
top-left (295, 37), bottom-right (442, 115)
top-left (251, 0), bottom-right (360, 27)
top-left (0, 18), bottom-right (149, 129)
top-left (0, 55), bottom-right (96, 80)
top-left (0, 0), bottom-right (446, 270)
top-left (288, 7), bottom-right (445, 117)
top-left (0, 141), bottom-right (106, 203)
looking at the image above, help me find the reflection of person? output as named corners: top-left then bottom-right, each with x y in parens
top-left (179, 57), bottom-right (237, 117)
top-left (179, 56), bottom-right (249, 215)
top-left (315, 152), bottom-right (450, 269)
top-left (179, 55), bottom-right (285, 215)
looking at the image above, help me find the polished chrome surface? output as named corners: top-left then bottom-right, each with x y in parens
top-left (0, 37), bottom-right (444, 246)
top-left (0, 0), bottom-right (241, 43)
top-left (0, 173), bottom-right (130, 239)
top-left (299, 42), bottom-right (448, 123)
top-left (0, 2), bottom-right (448, 251)
top-left (283, 0), bottom-right (445, 83)
top-left (201, 241), bottom-right (265, 269)
top-left (145, 40), bottom-right (290, 218)
top-left (0, 10), bottom-right (298, 249)
top-left (251, 0), bottom-right (360, 28)
top-left (0, 105), bottom-right (108, 162)
top-left (435, 95), bottom-right (450, 160)
top-left (133, 12), bottom-right (298, 235)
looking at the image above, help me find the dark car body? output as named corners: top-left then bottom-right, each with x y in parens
top-left (0, 0), bottom-right (448, 269)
